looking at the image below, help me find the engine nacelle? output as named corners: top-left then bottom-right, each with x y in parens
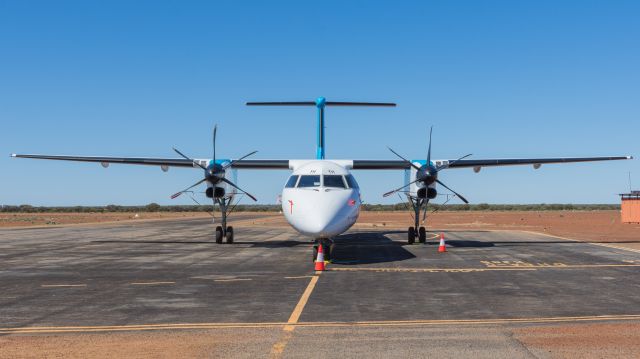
top-left (427, 188), bottom-right (437, 199)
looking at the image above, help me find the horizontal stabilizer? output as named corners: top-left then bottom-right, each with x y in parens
top-left (246, 101), bottom-right (396, 107)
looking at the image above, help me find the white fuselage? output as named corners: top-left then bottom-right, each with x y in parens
top-left (280, 160), bottom-right (361, 238)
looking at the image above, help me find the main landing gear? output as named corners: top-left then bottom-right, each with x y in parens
top-left (214, 196), bottom-right (234, 244)
top-left (407, 196), bottom-right (428, 244)
top-left (313, 238), bottom-right (334, 262)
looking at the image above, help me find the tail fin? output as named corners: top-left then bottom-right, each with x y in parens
top-left (246, 97), bottom-right (396, 159)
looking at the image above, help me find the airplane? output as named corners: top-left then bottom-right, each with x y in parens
top-left (11, 97), bottom-right (633, 261)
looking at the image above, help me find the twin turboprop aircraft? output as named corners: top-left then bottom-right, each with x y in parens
top-left (11, 97), bottom-right (632, 260)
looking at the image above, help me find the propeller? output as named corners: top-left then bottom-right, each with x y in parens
top-left (436, 179), bottom-right (469, 204)
top-left (170, 125), bottom-right (258, 202)
top-left (384, 126), bottom-right (471, 203)
top-left (171, 178), bottom-right (206, 199)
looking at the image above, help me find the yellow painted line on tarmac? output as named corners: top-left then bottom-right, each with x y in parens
top-left (40, 284), bottom-right (86, 288)
top-left (329, 263), bottom-right (640, 273)
top-left (297, 314), bottom-right (640, 328)
top-left (270, 273), bottom-right (321, 358)
top-left (328, 267), bottom-right (537, 273)
top-left (3, 314), bottom-right (640, 335)
top-left (130, 281), bottom-right (175, 285)
top-left (214, 278), bottom-right (252, 282)
top-left (483, 264), bottom-right (640, 269)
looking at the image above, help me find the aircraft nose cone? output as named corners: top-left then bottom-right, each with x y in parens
top-left (283, 189), bottom-right (359, 237)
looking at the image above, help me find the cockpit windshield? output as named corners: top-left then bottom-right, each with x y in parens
top-left (285, 175), bottom-right (299, 188)
top-left (345, 174), bottom-right (359, 189)
top-left (323, 175), bottom-right (346, 188)
top-left (297, 175), bottom-right (321, 187)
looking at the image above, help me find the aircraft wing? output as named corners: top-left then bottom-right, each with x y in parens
top-left (10, 153), bottom-right (292, 169)
top-left (11, 154), bottom-right (196, 167)
top-left (11, 154), bottom-right (632, 170)
top-left (350, 156), bottom-right (632, 170)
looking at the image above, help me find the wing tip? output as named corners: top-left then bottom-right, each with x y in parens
top-left (628, 155), bottom-right (634, 160)
top-left (10, 153), bottom-right (16, 158)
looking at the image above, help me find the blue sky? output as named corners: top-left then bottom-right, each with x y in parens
top-left (1, 1), bottom-right (638, 206)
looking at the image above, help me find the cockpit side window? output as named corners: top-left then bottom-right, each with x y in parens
top-left (323, 175), bottom-right (346, 188)
top-left (345, 174), bottom-right (359, 189)
top-left (285, 175), bottom-right (299, 188)
top-left (297, 175), bottom-right (321, 187)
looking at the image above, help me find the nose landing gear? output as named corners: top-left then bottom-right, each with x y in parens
top-left (213, 196), bottom-right (235, 244)
top-left (313, 238), bottom-right (334, 262)
top-left (407, 196), bottom-right (428, 244)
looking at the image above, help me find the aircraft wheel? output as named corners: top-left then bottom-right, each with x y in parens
top-left (313, 245), bottom-right (318, 262)
top-left (225, 226), bottom-right (234, 244)
top-left (408, 227), bottom-right (416, 244)
top-left (418, 227), bottom-right (426, 243)
top-left (215, 226), bottom-right (223, 244)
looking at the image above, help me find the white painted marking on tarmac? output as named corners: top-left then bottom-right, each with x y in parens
top-left (130, 281), bottom-right (175, 285)
top-left (41, 284), bottom-right (86, 288)
top-left (214, 278), bottom-right (252, 282)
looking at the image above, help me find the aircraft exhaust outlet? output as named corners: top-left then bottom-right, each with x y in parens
top-left (427, 188), bottom-right (437, 199)
top-left (438, 233), bottom-right (447, 253)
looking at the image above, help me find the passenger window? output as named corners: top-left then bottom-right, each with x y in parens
top-left (297, 175), bottom-right (321, 187)
top-left (345, 174), bottom-right (359, 189)
top-left (285, 175), bottom-right (299, 188)
top-left (324, 175), bottom-right (346, 188)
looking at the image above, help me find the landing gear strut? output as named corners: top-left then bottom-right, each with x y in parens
top-left (408, 196), bottom-right (428, 244)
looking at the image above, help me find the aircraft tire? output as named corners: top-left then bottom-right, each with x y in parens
top-left (418, 227), bottom-right (426, 243)
top-left (313, 245), bottom-right (318, 262)
top-left (215, 226), bottom-right (223, 244)
top-left (225, 226), bottom-right (234, 244)
top-left (408, 227), bottom-right (416, 244)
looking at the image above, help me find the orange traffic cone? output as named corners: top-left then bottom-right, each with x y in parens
top-left (315, 245), bottom-right (325, 271)
top-left (438, 233), bottom-right (447, 253)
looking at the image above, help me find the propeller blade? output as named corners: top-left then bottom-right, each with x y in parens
top-left (170, 178), bottom-right (207, 199)
top-left (220, 177), bottom-right (258, 202)
top-left (426, 126), bottom-right (433, 166)
top-left (436, 153), bottom-right (473, 171)
top-left (435, 179), bottom-right (469, 204)
top-left (387, 147), bottom-right (421, 171)
top-left (173, 147), bottom-right (206, 170)
top-left (383, 178), bottom-right (420, 197)
top-left (212, 125), bottom-right (217, 165)
top-left (222, 150), bottom-right (258, 170)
